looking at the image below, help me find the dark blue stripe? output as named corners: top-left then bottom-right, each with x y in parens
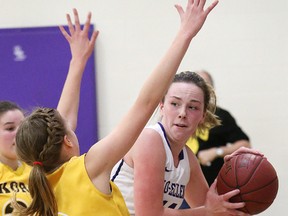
top-left (157, 122), bottom-right (184, 161)
top-left (111, 159), bottom-right (124, 182)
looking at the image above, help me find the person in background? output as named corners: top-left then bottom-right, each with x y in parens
top-left (0, 101), bottom-right (31, 214)
top-left (189, 70), bottom-right (251, 185)
top-left (181, 69), bottom-right (251, 209)
top-left (13, 1), bottom-right (238, 215)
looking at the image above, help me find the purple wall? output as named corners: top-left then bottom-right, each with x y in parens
top-left (0, 25), bottom-right (98, 154)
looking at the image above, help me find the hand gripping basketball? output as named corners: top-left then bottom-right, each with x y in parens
top-left (217, 152), bottom-right (278, 215)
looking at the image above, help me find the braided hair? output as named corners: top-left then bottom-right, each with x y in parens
top-left (15, 108), bottom-right (67, 216)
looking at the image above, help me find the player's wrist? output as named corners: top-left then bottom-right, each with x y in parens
top-left (215, 147), bottom-right (224, 157)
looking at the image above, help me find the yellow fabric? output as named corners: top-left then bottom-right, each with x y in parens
top-left (186, 129), bottom-right (209, 154)
top-left (0, 162), bottom-right (32, 214)
top-left (48, 155), bottom-right (129, 216)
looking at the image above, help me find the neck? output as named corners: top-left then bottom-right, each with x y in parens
top-left (0, 156), bottom-right (20, 170)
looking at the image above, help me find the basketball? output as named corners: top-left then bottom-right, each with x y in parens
top-left (217, 153), bottom-right (278, 215)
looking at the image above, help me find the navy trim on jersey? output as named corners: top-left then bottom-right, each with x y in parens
top-left (111, 159), bottom-right (124, 182)
top-left (157, 122), bottom-right (184, 160)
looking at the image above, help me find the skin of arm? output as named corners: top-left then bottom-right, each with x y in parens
top-left (184, 146), bottom-right (209, 207)
top-left (222, 140), bottom-right (251, 156)
top-left (198, 140), bottom-right (251, 166)
top-left (57, 9), bottom-right (98, 131)
top-left (132, 128), bottom-right (167, 216)
top-left (130, 129), bottom-right (209, 216)
top-left (84, 0), bottom-right (219, 195)
top-left (130, 130), bottom-right (247, 216)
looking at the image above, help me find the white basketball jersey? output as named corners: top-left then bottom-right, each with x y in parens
top-left (111, 123), bottom-right (190, 215)
top-left (151, 123), bottom-right (190, 209)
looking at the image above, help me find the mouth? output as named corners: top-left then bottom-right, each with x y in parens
top-left (175, 123), bottom-right (187, 128)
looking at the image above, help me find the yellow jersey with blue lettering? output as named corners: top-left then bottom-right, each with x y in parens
top-left (0, 162), bottom-right (31, 215)
top-left (48, 155), bottom-right (129, 216)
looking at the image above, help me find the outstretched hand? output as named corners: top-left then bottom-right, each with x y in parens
top-left (57, 8), bottom-right (99, 131)
top-left (59, 8), bottom-right (99, 62)
top-left (175, 0), bottom-right (219, 39)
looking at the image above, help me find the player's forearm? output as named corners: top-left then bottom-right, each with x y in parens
top-left (57, 58), bottom-right (87, 131)
top-left (163, 205), bottom-right (208, 216)
top-left (136, 32), bottom-right (194, 114)
top-left (220, 140), bottom-right (251, 157)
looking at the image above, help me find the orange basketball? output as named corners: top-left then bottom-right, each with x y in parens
top-left (217, 153), bottom-right (278, 215)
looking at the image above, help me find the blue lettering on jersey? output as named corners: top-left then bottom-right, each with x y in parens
top-left (163, 180), bottom-right (185, 198)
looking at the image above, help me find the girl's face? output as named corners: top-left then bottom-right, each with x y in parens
top-left (0, 109), bottom-right (24, 162)
top-left (160, 82), bottom-right (205, 146)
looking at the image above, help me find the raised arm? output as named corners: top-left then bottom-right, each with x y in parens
top-left (57, 8), bottom-right (98, 131)
top-left (85, 0), bottom-right (218, 184)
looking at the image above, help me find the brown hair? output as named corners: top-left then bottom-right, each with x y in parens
top-left (14, 108), bottom-right (67, 216)
top-left (0, 100), bottom-right (23, 117)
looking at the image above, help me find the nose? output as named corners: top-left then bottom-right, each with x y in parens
top-left (178, 106), bottom-right (187, 119)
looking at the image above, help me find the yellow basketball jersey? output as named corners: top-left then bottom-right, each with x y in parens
top-left (0, 162), bottom-right (31, 215)
top-left (48, 155), bottom-right (130, 216)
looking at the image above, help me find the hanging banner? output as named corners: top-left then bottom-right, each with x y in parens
top-left (0, 25), bottom-right (98, 154)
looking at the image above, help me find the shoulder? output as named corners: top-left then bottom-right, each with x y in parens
top-left (184, 146), bottom-right (205, 179)
top-left (131, 127), bottom-right (166, 164)
top-left (54, 156), bottom-right (84, 174)
top-left (216, 106), bottom-right (237, 123)
top-left (136, 126), bottom-right (163, 148)
top-left (216, 106), bottom-right (232, 117)
top-left (185, 145), bottom-right (199, 166)
top-left (184, 146), bottom-right (199, 174)
top-left (20, 162), bottom-right (32, 175)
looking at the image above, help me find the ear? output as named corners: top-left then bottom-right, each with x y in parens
top-left (63, 135), bottom-right (73, 148)
top-left (159, 102), bottom-right (164, 114)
